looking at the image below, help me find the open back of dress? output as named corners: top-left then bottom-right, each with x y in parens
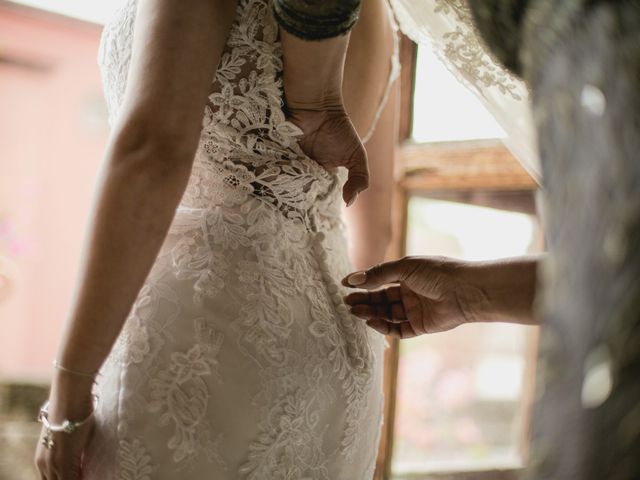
top-left (83, 1), bottom-right (390, 479)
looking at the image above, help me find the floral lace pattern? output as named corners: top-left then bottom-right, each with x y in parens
top-left (118, 439), bottom-right (153, 480)
top-left (433, 0), bottom-right (523, 99)
top-left (86, 0), bottom-right (386, 478)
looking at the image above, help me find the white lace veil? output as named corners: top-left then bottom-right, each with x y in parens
top-left (388, 0), bottom-right (541, 183)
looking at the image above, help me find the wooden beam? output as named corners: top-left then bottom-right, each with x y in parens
top-left (374, 185), bottom-right (406, 480)
top-left (398, 34), bottom-right (417, 141)
top-left (374, 33), bottom-right (416, 480)
top-left (400, 140), bottom-right (537, 191)
top-left (393, 468), bottom-right (522, 480)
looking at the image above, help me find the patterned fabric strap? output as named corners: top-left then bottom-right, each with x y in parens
top-left (272, 0), bottom-right (361, 40)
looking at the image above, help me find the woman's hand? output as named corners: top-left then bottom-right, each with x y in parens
top-left (280, 29), bottom-right (369, 206)
top-left (342, 255), bottom-right (540, 338)
top-left (342, 256), bottom-right (478, 338)
top-left (287, 103), bottom-right (368, 206)
top-left (34, 373), bottom-right (96, 479)
top-left (35, 413), bottom-right (95, 480)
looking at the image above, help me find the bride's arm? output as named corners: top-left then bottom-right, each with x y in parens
top-left (280, 28), bottom-right (370, 207)
top-left (48, 0), bottom-right (236, 422)
top-left (343, 80), bottom-right (399, 271)
top-left (342, 0), bottom-right (398, 270)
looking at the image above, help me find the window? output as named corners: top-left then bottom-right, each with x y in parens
top-left (393, 193), bottom-right (541, 477)
top-left (375, 39), bottom-right (540, 480)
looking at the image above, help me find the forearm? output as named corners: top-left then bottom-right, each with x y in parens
top-left (280, 29), bottom-right (350, 108)
top-left (344, 75), bottom-right (398, 270)
top-left (274, 0), bottom-right (360, 41)
top-left (49, 145), bottom-right (192, 412)
top-left (460, 255), bottom-right (542, 325)
top-left (345, 197), bottom-right (392, 271)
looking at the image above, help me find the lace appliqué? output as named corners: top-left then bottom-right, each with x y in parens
top-left (180, 0), bottom-right (338, 232)
top-left (110, 259), bottom-right (176, 368)
top-left (148, 317), bottom-right (226, 466)
top-left (97, 0), bottom-right (383, 478)
top-left (433, 0), bottom-right (524, 99)
top-left (118, 439), bottom-right (153, 480)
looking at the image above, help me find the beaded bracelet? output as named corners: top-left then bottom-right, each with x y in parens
top-left (37, 394), bottom-right (99, 449)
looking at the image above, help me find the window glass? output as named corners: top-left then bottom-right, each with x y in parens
top-left (411, 45), bottom-right (506, 143)
top-left (392, 196), bottom-right (541, 477)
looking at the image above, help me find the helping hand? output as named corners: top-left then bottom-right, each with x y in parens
top-left (342, 256), bottom-right (485, 338)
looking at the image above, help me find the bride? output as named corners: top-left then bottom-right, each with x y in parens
top-left (34, 0), bottom-right (399, 478)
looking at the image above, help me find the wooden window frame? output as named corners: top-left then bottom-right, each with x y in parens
top-left (373, 36), bottom-right (538, 480)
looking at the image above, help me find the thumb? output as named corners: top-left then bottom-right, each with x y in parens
top-left (342, 145), bottom-right (369, 207)
top-left (342, 259), bottom-right (411, 290)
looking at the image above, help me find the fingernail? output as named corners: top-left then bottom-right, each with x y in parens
top-left (346, 271), bottom-right (366, 286)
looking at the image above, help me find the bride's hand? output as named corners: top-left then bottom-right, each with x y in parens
top-left (34, 378), bottom-right (96, 479)
top-left (35, 419), bottom-right (95, 479)
top-left (279, 28), bottom-right (368, 207)
top-left (287, 102), bottom-right (369, 207)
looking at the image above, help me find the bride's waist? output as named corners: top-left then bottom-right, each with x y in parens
top-left (171, 196), bottom-right (344, 238)
top-left (178, 156), bottom-right (345, 232)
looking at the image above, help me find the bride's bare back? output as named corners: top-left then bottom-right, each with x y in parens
top-left (345, 0), bottom-right (398, 141)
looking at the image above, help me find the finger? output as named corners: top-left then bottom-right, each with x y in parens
top-left (65, 457), bottom-right (82, 480)
top-left (344, 285), bottom-right (402, 306)
top-left (366, 318), bottom-right (418, 339)
top-left (343, 259), bottom-right (412, 290)
top-left (385, 285), bottom-right (403, 303)
top-left (346, 288), bottom-right (407, 319)
top-left (399, 284), bottom-right (430, 335)
top-left (342, 146), bottom-right (369, 207)
top-left (350, 303), bottom-right (408, 323)
top-left (348, 298), bottom-right (387, 319)
top-left (370, 286), bottom-right (403, 306)
top-left (398, 321), bottom-right (418, 339)
top-left (35, 443), bottom-right (52, 480)
top-left (344, 291), bottom-right (370, 306)
top-left (368, 288), bottom-right (387, 305)
top-left (34, 450), bottom-right (46, 479)
top-left (349, 304), bottom-right (377, 318)
top-left (391, 302), bottom-right (407, 321)
top-left (365, 318), bottom-right (391, 335)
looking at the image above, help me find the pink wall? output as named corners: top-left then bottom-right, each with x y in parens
top-left (0, 3), bottom-right (108, 382)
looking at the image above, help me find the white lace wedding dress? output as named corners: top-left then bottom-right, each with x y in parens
top-left (82, 0), bottom-right (392, 478)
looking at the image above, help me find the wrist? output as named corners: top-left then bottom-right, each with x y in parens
top-left (50, 369), bottom-right (96, 399)
top-left (285, 93), bottom-right (345, 113)
top-left (280, 28), bottom-right (349, 111)
top-left (454, 268), bottom-right (496, 324)
top-left (459, 257), bottom-right (538, 324)
top-left (47, 379), bottom-right (96, 423)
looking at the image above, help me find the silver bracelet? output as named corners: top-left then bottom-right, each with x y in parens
top-left (37, 394), bottom-right (99, 450)
top-left (52, 359), bottom-right (100, 380)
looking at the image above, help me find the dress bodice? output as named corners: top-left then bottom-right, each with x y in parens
top-left (98, 0), bottom-right (345, 233)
